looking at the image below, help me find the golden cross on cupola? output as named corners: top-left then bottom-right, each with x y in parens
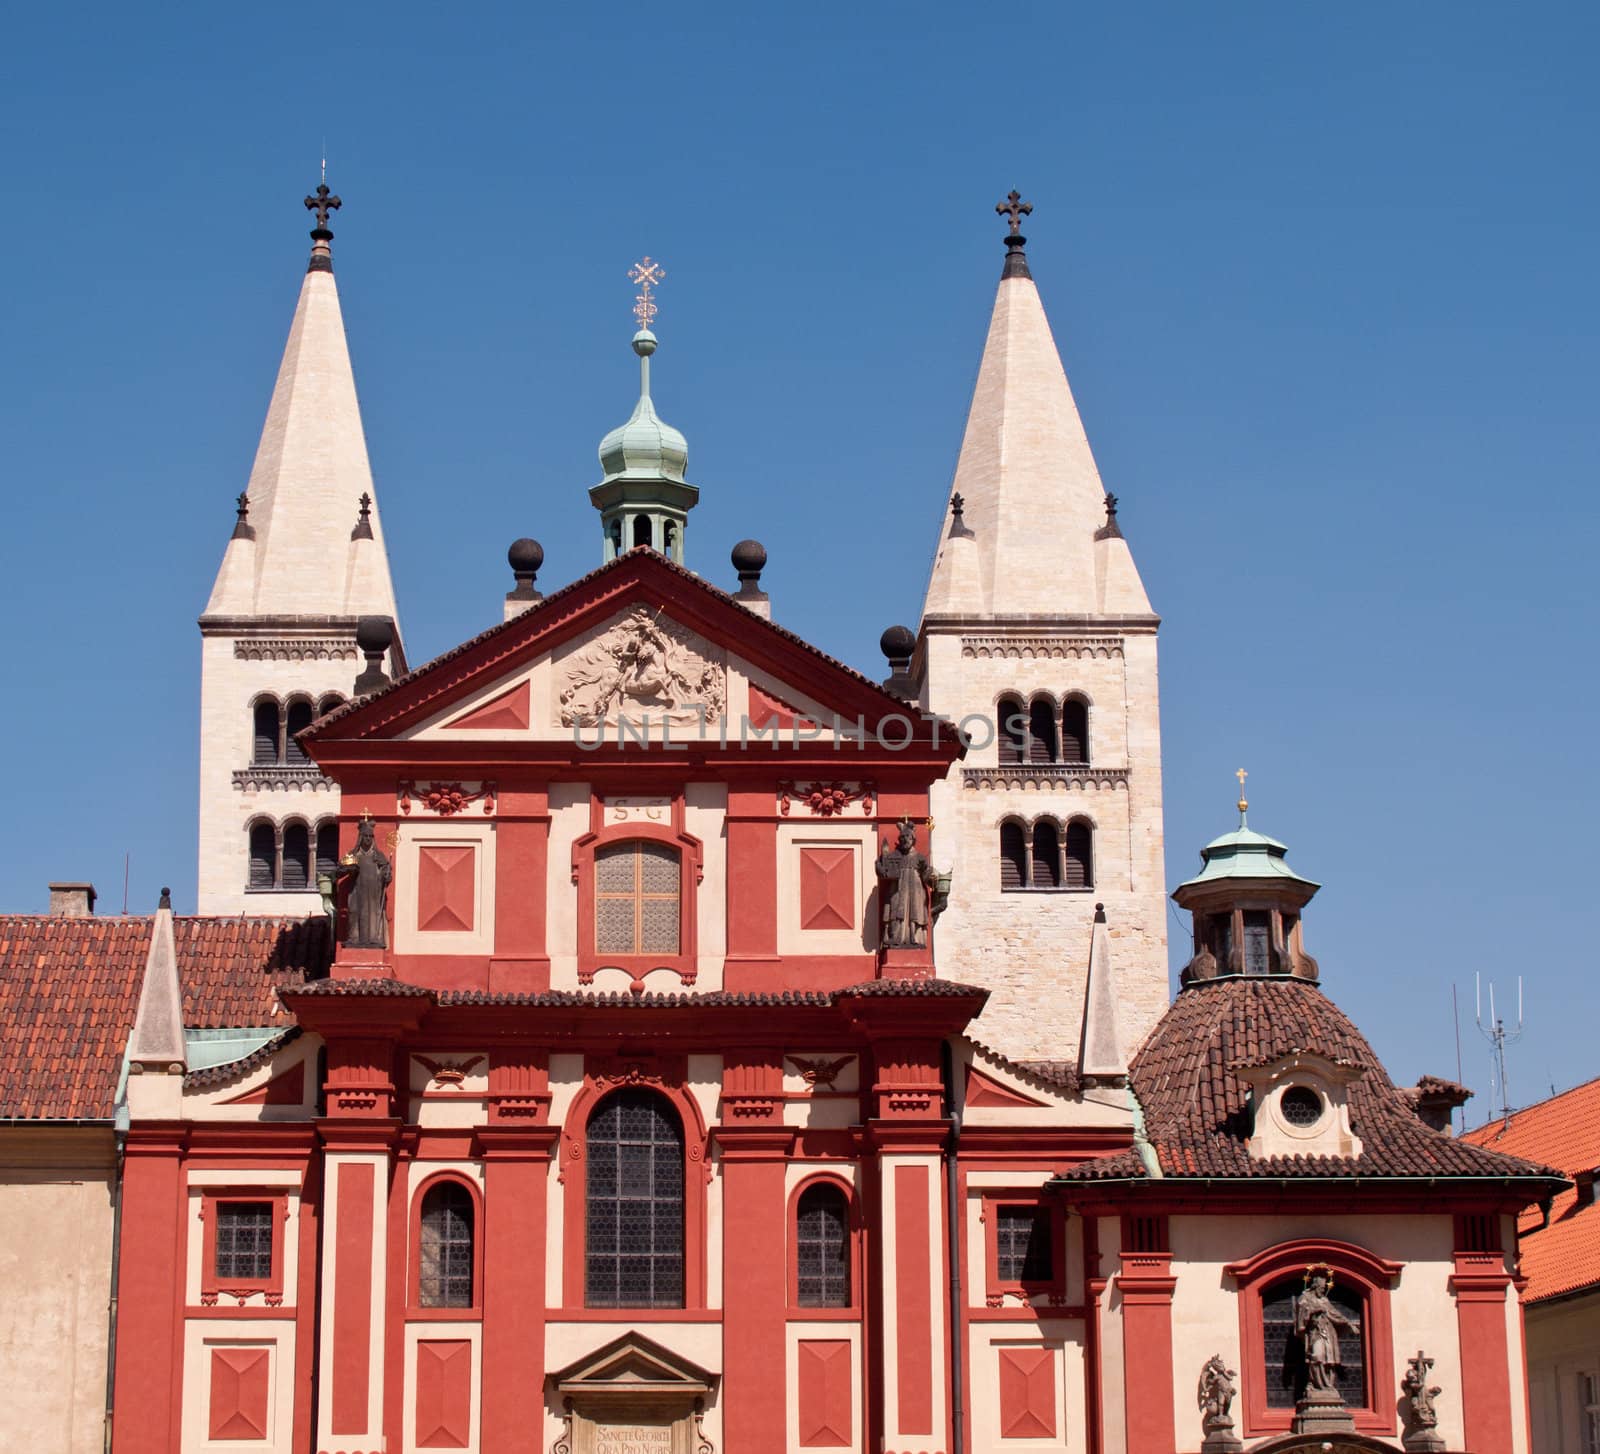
top-left (996, 190), bottom-right (1032, 236)
top-left (628, 256), bottom-right (665, 331)
top-left (304, 182), bottom-right (341, 230)
top-left (1236, 767), bottom-right (1249, 816)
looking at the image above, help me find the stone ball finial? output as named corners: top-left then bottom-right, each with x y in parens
top-left (159, 887), bottom-right (172, 910)
top-left (508, 537), bottom-right (544, 574)
top-left (355, 615), bottom-right (395, 656)
top-left (632, 328), bottom-right (658, 357)
top-left (731, 539), bottom-right (767, 576)
top-left (880, 624), bottom-right (916, 663)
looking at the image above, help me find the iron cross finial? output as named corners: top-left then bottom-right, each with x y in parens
top-left (628, 256), bottom-right (665, 331)
top-left (996, 190), bottom-right (1032, 237)
top-left (305, 182), bottom-right (342, 231)
top-left (235, 492), bottom-right (250, 521)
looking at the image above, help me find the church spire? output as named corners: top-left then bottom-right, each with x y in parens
top-left (920, 194), bottom-right (1153, 621)
top-left (589, 258), bottom-right (698, 564)
top-left (202, 182), bottom-right (401, 627)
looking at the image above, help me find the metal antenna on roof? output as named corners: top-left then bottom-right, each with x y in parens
top-left (1476, 971), bottom-right (1525, 1132)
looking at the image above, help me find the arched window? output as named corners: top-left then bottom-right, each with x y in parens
top-left (610, 518), bottom-right (623, 554)
top-left (663, 519), bottom-right (678, 555)
top-left (314, 821), bottom-right (340, 883)
top-left (632, 515), bottom-right (653, 550)
top-left (248, 821), bottom-right (277, 890)
top-left (317, 693), bottom-right (345, 718)
top-left (998, 696), bottom-right (1026, 765)
top-left (795, 1182), bottom-right (851, 1308)
top-left (1061, 696), bottom-right (1089, 764)
top-left (1031, 820), bottom-right (1062, 888)
top-left (595, 841), bottom-right (681, 955)
top-left (1028, 697), bottom-right (1059, 763)
top-left (252, 699), bottom-right (282, 765)
top-left (1065, 820), bottom-right (1093, 889)
top-left (1262, 1272), bottom-right (1367, 1409)
top-left (280, 822), bottom-right (310, 891)
top-left (586, 1089), bottom-right (684, 1308)
top-left (999, 820), bottom-right (1027, 891)
top-left (284, 698), bottom-right (314, 765)
top-left (418, 1181), bottom-right (475, 1309)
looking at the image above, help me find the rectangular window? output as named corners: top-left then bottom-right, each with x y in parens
top-left (214, 1202), bottom-right (275, 1282)
top-left (595, 841), bottom-right (680, 955)
top-left (1243, 910), bottom-right (1271, 975)
top-left (1582, 1372), bottom-right (1600, 1454)
top-left (995, 1206), bottom-right (1052, 1284)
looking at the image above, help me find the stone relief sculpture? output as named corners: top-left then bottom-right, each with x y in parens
top-left (1197, 1353), bottom-right (1242, 1453)
top-left (876, 818), bottom-right (937, 950)
top-left (335, 815), bottom-right (392, 949)
top-left (1401, 1350), bottom-right (1445, 1451)
top-left (557, 606), bottom-right (725, 728)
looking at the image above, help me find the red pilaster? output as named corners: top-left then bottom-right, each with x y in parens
top-left (716, 1054), bottom-right (794, 1454)
top-left (110, 1127), bottom-right (185, 1454)
top-left (1452, 1247), bottom-right (1516, 1453)
top-left (1118, 1215), bottom-right (1176, 1454)
top-left (478, 1124), bottom-right (559, 1453)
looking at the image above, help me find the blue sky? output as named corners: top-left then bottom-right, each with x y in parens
top-left (1, 3), bottom-right (1594, 1115)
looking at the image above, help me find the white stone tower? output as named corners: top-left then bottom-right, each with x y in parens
top-left (917, 194), bottom-right (1167, 1063)
top-left (196, 185), bottom-right (404, 914)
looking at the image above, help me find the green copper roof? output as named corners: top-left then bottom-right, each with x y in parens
top-left (597, 330), bottom-right (691, 484)
top-left (1175, 812), bottom-right (1321, 893)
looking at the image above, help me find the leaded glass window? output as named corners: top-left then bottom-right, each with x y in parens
top-left (418, 1182), bottom-right (474, 1308)
top-left (996, 1205), bottom-right (1052, 1283)
top-left (1262, 1275), bottom-right (1366, 1408)
top-left (796, 1183), bottom-right (850, 1307)
top-left (585, 1089), bottom-right (684, 1308)
top-left (595, 842), bottom-right (680, 955)
top-left (215, 1202), bottom-right (273, 1281)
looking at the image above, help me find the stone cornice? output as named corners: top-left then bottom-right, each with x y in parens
top-left (961, 765), bottom-right (1130, 792)
top-left (231, 765), bottom-right (334, 792)
top-left (960, 635), bottom-right (1126, 661)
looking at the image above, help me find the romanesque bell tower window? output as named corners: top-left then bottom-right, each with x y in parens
top-left (595, 842), bottom-right (682, 955)
top-left (585, 1089), bottom-right (685, 1308)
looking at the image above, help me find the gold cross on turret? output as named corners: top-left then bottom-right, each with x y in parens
top-left (628, 256), bottom-right (665, 330)
top-left (1236, 767), bottom-right (1249, 814)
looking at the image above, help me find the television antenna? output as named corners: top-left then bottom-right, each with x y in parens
top-left (1475, 972), bottom-right (1524, 1129)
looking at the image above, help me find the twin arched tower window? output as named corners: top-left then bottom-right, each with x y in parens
top-left (247, 818), bottom-right (338, 892)
top-left (1000, 818), bottom-right (1093, 891)
top-left (998, 694), bottom-right (1089, 767)
top-left (251, 694), bottom-right (344, 768)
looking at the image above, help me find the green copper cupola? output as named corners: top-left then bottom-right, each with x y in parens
top-left (590, 258), bottom-right (697, 564)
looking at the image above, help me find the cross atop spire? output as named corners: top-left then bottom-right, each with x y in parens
top-left (628, 256), bottom-right (665, 332)
top-left (304, 182), bottom-right (341, 273)
top-left (995, 189), bottom-right (1032, 279)
top-left (1236, 768), bottom-right (1249, 822)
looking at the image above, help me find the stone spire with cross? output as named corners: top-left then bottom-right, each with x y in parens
top-left (915, 191), bottom-right (1167, 1065)
top-left (197, 182), bottom-right (404, 914)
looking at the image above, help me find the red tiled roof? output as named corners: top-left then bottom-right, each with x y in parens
top-left (1057, 978), bottom-right (1561, 1186)
top-left (1464, 1078), bottom-right (1600, 1303)
top-left (0, 915), bottom-right (329, 1121)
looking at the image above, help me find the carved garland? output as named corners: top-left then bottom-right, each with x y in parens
top-left (778, 781), bottom-right (874, 817)
top-left (398, 780), bottom-right (497, 816)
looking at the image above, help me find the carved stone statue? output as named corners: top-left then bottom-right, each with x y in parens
top-left (1197, 1354), bottom-right (1242, 1452)
top-left (557, 606), bottom-right (725, 729)
top-left (876, 819), bottom-right (937, 950)
top-left (1291, 1264), bottom-right (1359, 1434)
top-left (1401, 1350), bottom-right (1445, 1451)
top-left (335, 817), bottom-right (392, 949)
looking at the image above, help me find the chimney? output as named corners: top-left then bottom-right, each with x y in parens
top-left (49, 882), bottom-right (97, 917)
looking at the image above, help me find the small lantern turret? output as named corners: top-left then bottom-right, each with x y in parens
top-left (1173, 773), bottom-right (1321, 985)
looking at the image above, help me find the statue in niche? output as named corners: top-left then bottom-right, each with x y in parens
top-left (1295, 1264), bottom-right (1360, 1396)
top-left (876, 818), bottom-right (937, 949)
top-left (1197, 1354), bottom-right (1242, 1452)
top-left (336, 815), bottom-right (392, 949)
top-left (557, 606), bottom-right (725, 728)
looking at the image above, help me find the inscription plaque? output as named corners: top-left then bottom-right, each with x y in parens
top-left (594, 1425), bottom-right (673, 1454)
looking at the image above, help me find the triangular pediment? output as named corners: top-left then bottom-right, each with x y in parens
top-left (551, 1332), bottom-right (715, 1396)
top-left (306, 550), bottom-right (945, 760)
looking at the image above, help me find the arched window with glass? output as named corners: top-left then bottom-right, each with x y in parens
top-left (417, 1180), bottom-right (475, 1309)
top-left (794, 1181), bottom-right (852, 1308)
top-left (585, 1089), bottom-right (684, 1308)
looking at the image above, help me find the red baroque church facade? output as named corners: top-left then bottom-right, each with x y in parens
top-left (76, 192), bottom-right (1565, 1454)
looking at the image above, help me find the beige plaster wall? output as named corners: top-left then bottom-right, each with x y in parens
top-left (0, 1129), bottom-right (116, 1454)
top-left (1523, 1290), bottom-right (1600, 1454)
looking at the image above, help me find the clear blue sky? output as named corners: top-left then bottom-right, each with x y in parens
top-left (2, 3), bottom-right (1594, 1117)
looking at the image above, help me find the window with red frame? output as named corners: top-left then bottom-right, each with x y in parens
top-left (418, 1182), bottom-right (475, 1309)
top-left (795, 1183), bottom-right (851, 1308)
top-left (1261, 1274), bottom-right (1367, 1409)
top-left (214, 1202), bottom-right (274, 1282)
top-left (995, 1205), bottom-right (1053, 1285)
top-left (595, 841), bottom-right (681, 955)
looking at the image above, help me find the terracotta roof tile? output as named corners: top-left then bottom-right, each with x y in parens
top-left (0, 915), bottom-right (330, 1120)
top-left (1056, 978), bottom-right (1561, 1187)
top-left (1464, 1078), bottom-right (1600, 1302)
